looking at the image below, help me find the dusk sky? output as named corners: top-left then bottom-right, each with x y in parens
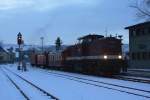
top-left (0, 0), bottom-right (144, 45)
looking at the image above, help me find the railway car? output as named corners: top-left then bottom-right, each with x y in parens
top-left (30, 53), bottom-right (37, 66)
top-left (36, 54), bottom-right (46, 66)
top-left (47, 52), bottom-right (63, 70)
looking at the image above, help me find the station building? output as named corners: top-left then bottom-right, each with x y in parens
top-left (125, 21), bottom-right (150, 69)
top-left (0, 46), bottom-right (15, 63)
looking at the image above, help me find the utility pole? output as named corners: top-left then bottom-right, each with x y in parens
top-left (40, 37), bottom-right (44, 53)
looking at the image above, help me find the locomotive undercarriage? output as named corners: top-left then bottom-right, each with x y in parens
top-left (63, 59), bottom-right (126, 76)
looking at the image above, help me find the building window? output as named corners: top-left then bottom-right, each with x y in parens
top-left (138, 44), bottom-right (147, 50)
top-left (136, 29), bottom-right (140, 36)
top-left (132, 53), bottom-right (135, 60)
top-left (148, 28), bottom-right (150, 34)
top-left (133, 30), bottom-right (136, 36)
top-left (130, 30), bottom-right (133, 37)
top-left (142, 29), bottom-right (145, 35)
top-left (0, 56), bottom-right (3, 60)
top-left (142, 52), bottom-right (147, 60)
top-left (137, 52), bottom-right (141, 60)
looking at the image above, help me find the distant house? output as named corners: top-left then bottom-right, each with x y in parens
top-left (125, 21), bottom-right (150, 69)
top-left (0, 46), bottom-right (15, 63)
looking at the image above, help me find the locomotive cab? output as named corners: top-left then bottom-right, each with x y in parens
top-left (78, 34), bottom-right (104, 44)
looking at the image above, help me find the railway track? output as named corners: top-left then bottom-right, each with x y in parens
top-left (113, 75), bottom-right (150, 84)
top-left (0, 68), bottom-right (30, 100)
top-left (39, 69), bottom-right (150, 99)
top-left (2, 67), bottom-right (59, 100)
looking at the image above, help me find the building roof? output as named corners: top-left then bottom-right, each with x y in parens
top-left (125, 21), bottom-right (150, 29)
top-left (78, 34), bottom-right (104, 40)
top-left (0, 46), bottom-right (7, 52)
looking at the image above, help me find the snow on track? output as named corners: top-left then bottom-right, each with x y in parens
top-left (2, 67), bottom-right (56, 100)
top-left (2, 64), bottom-right (150, 100)
top-left (0, 67), bottom-right (26, 100)
top-left (41, 71), bottom-right (150, 98)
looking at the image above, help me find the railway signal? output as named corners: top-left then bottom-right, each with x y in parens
top-left (17, 32), bottom-right (23, 70)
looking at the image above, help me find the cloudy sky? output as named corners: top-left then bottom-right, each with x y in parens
top-left (0, 0), bottom-right (143, 45)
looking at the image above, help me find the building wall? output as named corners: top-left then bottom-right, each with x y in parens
top-left (0, 52), bottom-right (8, 63)
top-left (129, 23), bottom-right (150, 69)
top-left (0, 52), bottom-right (15, 63)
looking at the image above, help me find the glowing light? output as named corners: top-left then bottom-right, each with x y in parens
top-left (104, 55), bottom-right (108, 59)
top-left (118, 55), bottom-right (122, 59)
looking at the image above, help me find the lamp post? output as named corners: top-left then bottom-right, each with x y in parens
top-left (40, 37), bottom-right (44, 53)
top-left (17, 32), bottom-right (23, 70)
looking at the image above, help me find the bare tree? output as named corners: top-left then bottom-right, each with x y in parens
top-left (131, 0), bottom-right (150, 20)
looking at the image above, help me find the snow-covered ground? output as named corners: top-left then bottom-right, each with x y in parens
top-left (0, 64), bottom-right (150, 100)
top-left (0, 67), bottom-right (25, 100)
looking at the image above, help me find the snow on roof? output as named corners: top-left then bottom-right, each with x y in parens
top-left (0, 46), bottom-right (7, 52)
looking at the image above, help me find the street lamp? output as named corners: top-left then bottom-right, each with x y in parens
top-left (40, 37), bottom-right (44, 53)
top-left (17, 32), bottom-right (23, 70)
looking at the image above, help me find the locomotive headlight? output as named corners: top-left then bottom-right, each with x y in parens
top-left (104, 55), bottom-right (108, 59)
top-left (118, 55), bottom-right (122, 59)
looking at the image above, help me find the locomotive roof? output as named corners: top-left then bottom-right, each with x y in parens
top-left (78, 34), bottom-right (104, 40)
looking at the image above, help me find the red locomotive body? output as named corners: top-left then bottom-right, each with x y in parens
top-left (62, 35), bottom-right (126, 75)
